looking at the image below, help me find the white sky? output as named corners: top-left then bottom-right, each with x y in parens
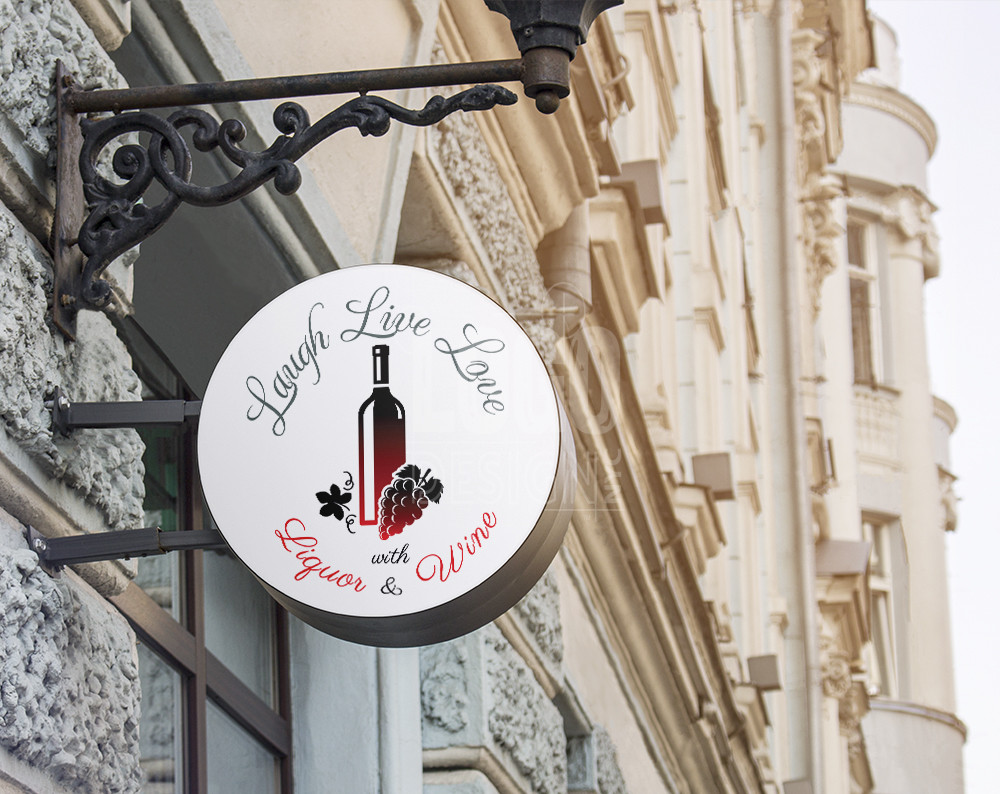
top-left (867, 2), bottom-right (1000, 790)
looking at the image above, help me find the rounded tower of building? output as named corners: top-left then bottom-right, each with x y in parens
top-left (831, 13), bottom-right (966, 793)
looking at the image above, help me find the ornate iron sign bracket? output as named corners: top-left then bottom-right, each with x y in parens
top-left (50, 0), bottom-right (623, 339)
top-left (51, 63), bottom-right (519, 338)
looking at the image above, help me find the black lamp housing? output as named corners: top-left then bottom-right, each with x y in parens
top-left (486, 0), bottom-right (622, 112)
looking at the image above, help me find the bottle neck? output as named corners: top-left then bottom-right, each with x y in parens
top-left (372, 344), bottom-right (390, 385)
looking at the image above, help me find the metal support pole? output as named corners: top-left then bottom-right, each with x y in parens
top-left (64, 59), bottom-right (525, 114)
top-left (26, 526), bottom-right (228, 572)
top-left (48, 386), bottom-right (201, 436)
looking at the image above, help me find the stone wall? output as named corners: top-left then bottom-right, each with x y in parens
top-left (422, 575), bottom-right (630, 794)
top-left (0, 203), bottom-right (145, 536)
top-left (0, 2), bottom-right (145, 791)
top-left (0, 513), bottom-right (141, 793)
top-left (0, 0), bottom-right (144, 538)
top-left (421, 625), bottom-right (568, 794)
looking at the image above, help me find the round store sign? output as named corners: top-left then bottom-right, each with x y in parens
top-left (198, 265), bottom-right (575, 646)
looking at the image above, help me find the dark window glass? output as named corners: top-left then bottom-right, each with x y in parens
top-left (847, 222), bottom-right (867, 269)
top-left (111, 318), bottom-right (292, 794)
top-left (850, 277), bottom-right (874, 385)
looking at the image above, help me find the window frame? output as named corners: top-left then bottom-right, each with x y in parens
top-left (847, 219), bottom-right (883, 387)
top-left (110, 317), bottom-right (293, 794)
top-left (862, 515), bottom-right (899, 699)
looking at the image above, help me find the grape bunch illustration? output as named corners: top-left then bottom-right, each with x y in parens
top-left (379, 464), bottom-right (444, 540)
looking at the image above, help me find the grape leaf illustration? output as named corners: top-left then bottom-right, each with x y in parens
top-left (422, 473), bottom-right (444, 504)
top-left (395, 464), bottom-right (422, 482)
top-left (316, 483), bottom-right (352, 520)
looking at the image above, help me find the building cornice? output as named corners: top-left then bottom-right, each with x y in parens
top-left (847, 81), bottom-right (938, 157)
top-left (932, 395), bottom-right (958, 433)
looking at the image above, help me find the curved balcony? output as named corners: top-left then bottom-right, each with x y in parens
top-left (864, 699), bottom-right (966, 793)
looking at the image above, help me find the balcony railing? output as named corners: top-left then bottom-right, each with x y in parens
top-left (854, 386), bottom-right (901, 470)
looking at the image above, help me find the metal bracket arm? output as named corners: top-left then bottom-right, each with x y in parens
top-left (27, 526), bottom-right (228, 572)
top-left (52, 65), bottom-right (520, 338)
top-left (64, 59), bottom-right (525, 114)
top-left (48, 386), bottom-right (201, 436)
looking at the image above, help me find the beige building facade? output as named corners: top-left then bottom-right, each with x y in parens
top-left (0, 1), bottom-right (963, 793)
top-left (830, 15), bottom-right (966, 792)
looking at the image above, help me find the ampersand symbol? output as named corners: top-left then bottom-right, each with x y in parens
top-left (381, 577), bottom-right (403, 596)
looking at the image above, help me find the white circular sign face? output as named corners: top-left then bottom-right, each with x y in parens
top-left (198, 265), bottom-right (574, 646)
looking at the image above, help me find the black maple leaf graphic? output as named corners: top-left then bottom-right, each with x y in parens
top-left (316, 483), bottom-right (352, 520)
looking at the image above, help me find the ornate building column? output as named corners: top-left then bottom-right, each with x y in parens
top-left (881, 188), bottom-right (958, 711)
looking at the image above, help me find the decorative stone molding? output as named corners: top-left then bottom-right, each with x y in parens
top-left (792, 28), bottom-right (844, 316)
top-left (816, 541), bottom-right (871, 665)
top-left (840, 682), bottom-right (873, 793)
top-left (801, 172), bottom-right (843, 315)
top-left (422, 627), bottom-right (569, 794)
top-left (792, 29), bottom-right (828, 183)
top-left (421, 641), bottom-right (471, 734)
top-left (672, 484), bottom-right (727, 577)
top-left (939, 470), bottom-right (958, 533)
top-left (0, 516), bottom-right (141, 792)
top-left (67, 0), bottom-right (131, 52)
top-left (852, 386), bottom-right (901, 470)
top-left (867, 697), bottom-right (968, 740)
top-left (430, 103), bottom-right (559, 366)
top-left (838, 682), bottom-right (869, 744)
top-left (593, 725), bottom-right (628, 794)
top-left (513, 569), bottom-right (564, 669)
top-left (485, 627), bottom-right (567, 794)
top-left (424, 768), bottom-right (505, 794)
top-left (887, 188), bottom-right (934, 243)
top-left (845, 187), bottom-right (940, 279)
top-left (888, 188), bottom-right (940, 279)
top-left (819, 635), bottom-right (852, 701)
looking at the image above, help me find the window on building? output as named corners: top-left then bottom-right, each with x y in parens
top-left (863, 515), bottom-right (901, 698)
top-left (110, 318), bottom-right (292, 794)
top-left (847, 220), bottom-right (881, 386)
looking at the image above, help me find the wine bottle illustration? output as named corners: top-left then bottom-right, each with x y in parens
top-left (358, 344), bottom-right (406, 525)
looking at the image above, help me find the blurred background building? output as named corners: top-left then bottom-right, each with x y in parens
top-left (0, 1), bottom-right (964, 792)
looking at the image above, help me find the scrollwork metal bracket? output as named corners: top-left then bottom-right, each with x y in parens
top-left (50, 0), bottom-right (622, 338)
top-left (52, 64), bottom-right (518, 337)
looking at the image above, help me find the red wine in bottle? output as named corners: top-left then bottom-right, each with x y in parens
top-left (358, 345), bottom-right (406, 525)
